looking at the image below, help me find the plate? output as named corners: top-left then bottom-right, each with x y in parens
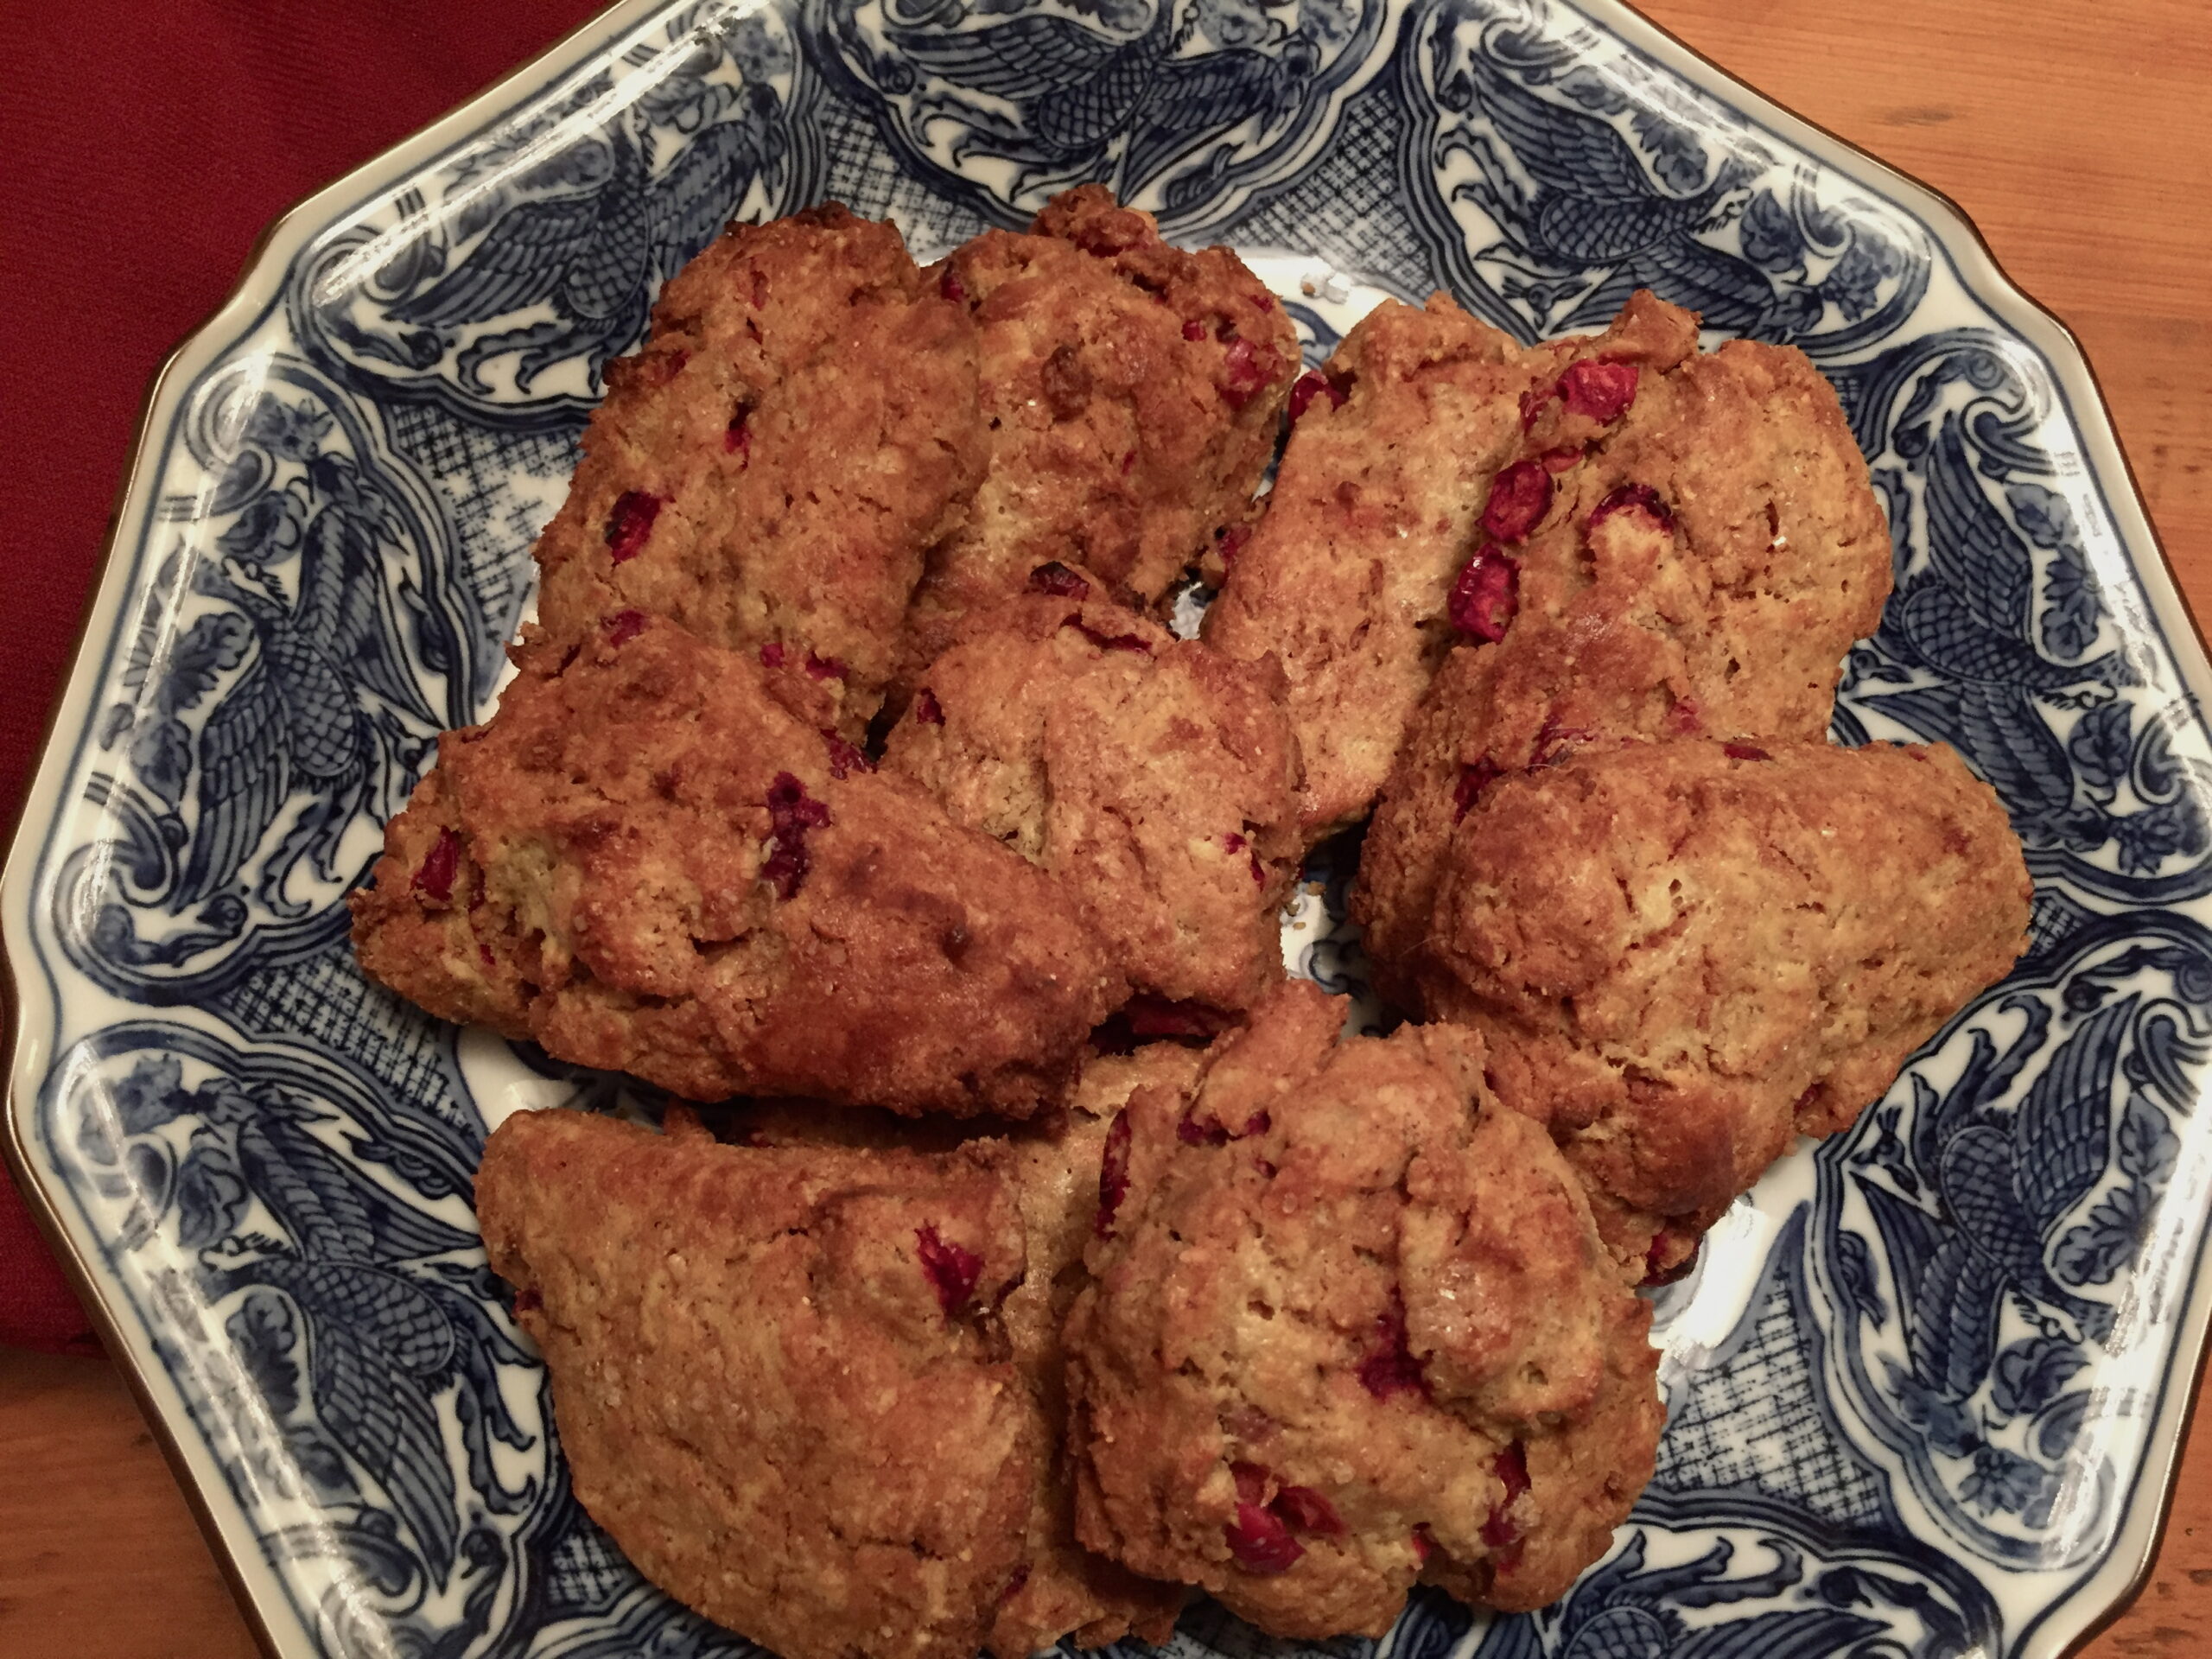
top-left (6, 0), bottom-right (2209, 1655)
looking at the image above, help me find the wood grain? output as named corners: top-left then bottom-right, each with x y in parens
top-left (3, 2), bottom-right (2209, 1656)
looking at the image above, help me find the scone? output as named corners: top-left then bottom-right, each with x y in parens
top-left (1203, 289), bottom-right (1696, 839)
top-left (1396, 739), bottom-right (2031, 1270)
top-left (726, 1046), bottom-right (1207, 1656)
top-left (898, 186), bottom-right (1298, 682)
top-left (1352, 307), bottom-right (1892, 969)
top-left (1065, 981), bottom-right (1662, 1635)
top-left (524, 203), bottom-right (984, 734)
top-left (351, 616), bottom-right (1122, 1116)
top-left (476, 1109), bottom-right (1038, 1659)
top-left (884, 569), bottom-right (1302, 1012)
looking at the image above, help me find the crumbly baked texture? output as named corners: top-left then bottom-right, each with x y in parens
top-left (524, 204), bottom-right (984, 735)
top-left (350, 617), bottom-right (1123, 1116)
top-left (898, 187), bottom-right (1297, 684)
top-left (1351, 302), bottom-right (1892, 971)
top-left (1203, 291), bottom-right (1696, 839)
top-left (476, 1108), bottom-right (1037, 1659)
top-left (884, 578), bottom-right (1302, 1011)
top-left (1397, 739), bottom-right (2031, 1268)
top-left (1066, 981), bottom-right (1662, 1636)
top-left (726, 1048), bottom-right (1207, 1654)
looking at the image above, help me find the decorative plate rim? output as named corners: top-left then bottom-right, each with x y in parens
top-left (4, 3), bottom-right (2205, 1656)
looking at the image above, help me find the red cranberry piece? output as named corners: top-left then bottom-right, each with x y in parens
top-left (1122, 449), bottom-right (1136, 476)
top-left (1028, 562), bottom-right (1092, 600)
top-left (603, 490), bottom-right (662, 563)
top-left (1357, 1294), bottom-right (1427, 1401)
top-left (1447, 549), bottom-right (1518, 643)
top-left (939, 267), bottom-right (966, 304)
top-left (413, 828), bottom-right (461, 902)
top-left (804, 652), bottom-right (847, 681)
top-left (915, 1224), bottom-right (983, 1314)
top-left (761, 772), bottom-right (831, 899)
top-left (1480, 1443), bottom-right (1529, 1560)
top-left (1480, 461), bottom-right (1552, 543)
top-left (1288, 369), bottom-right (1349, 421)
top-left (604, 610), bottom-right (648, 647)
top-left (1225, 1503), bottom-right (1305, 1575)
top-left (1723, 742), bottom-right (1773, 761)
top-left (1096, 1109), bottom-right (1133, 1237)
top-left (477, 941), bottom-right (496, 972)
top-left (512, 1287), bottom-right (541, 1314)
top-left (1530, 715), bottom-right (1598, 768)
top-left (823, 731), bottom-right (873, 779)
top-left (1559, 359), bottom-right (1639, 422)
top-left (1641, 1224), bottom-right (1703, 1288)
top-left (1271, 1486), bottom-right (1344, 1537)
top-left (1232, 1461), bottom-right (1269, 1504)
top-left (997, 1565), bottom-right (1030, 1603)
top-left (1411, 1525), bottom-right (1434, 1565)
top-left (1220, 337), bottom-right (1275, 409)
top-left (1182, 318), bottom-right (1208, 342)
top-left (760, 641), bottom-right (787, 669)
top-left (1587, 483), bottom-right (1675, 535)
top-left (1216, 523), bottom-right (1252, 571)
top-left (1251, 291), bottom-right (1276, 311)
top-left (726, 404), bottom-right (752, 461)
top-left (1668, 697), bottom-right (1702, 734)
top-left (1540, 446), bottom-right (1581, 474)
top-left (915, 688), bottom-right (945, 726)
top-left (1224, 832), bottom-right (1249, 854)
top-left (1452, 757), bottom-right (1503, 821)
top-left (1073, 620), bottom-right (1153, 654)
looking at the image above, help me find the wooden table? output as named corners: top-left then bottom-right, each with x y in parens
top-left (3, 0), bottom-right (2209, 1654)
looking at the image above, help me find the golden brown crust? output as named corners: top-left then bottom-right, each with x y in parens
top-left (1402, 739), bottom-right (2031, 1264)
top-left (898, 187), bottom-right (1297, 682)
top-left (1065, 982), bottom-right (1662, 1637)
top-left (524, 204), bottom-right (985, 734)
top-left (1204, 289), bottom-right (1703, 840)
top-left (726, 1057), bottom-right (1202, 1654)
top-left (885, 583), bottom-right (1302, 1011)
top-left (350, 618), bottom-right (1123, 1115)
top-left (1351, 306), bottom-right (1893, 973)
top-left (476, 1109), bottom-right (1035, 1659)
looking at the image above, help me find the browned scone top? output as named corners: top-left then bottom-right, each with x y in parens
top-left (1203, 290), bottom-right (1697, 840)
top-left (1065, 981), bottom-right (1662, 1637)
top-left (524, 203), bottom-right (984, 735)
top-left (728, 1053), bottom-right (1205, 1656)
top-left (884, 573), bottom-right (1302, 1012)
top-left (1351, 310), bottom-right (1893, 976)
top-left (1398, 738), bottom-right (2031, 1268)
top-left (476, 1109), bottom-right (1037, 1659)
top-left (899, 186), bottom-right (1298, 683)
top-left (349, 617), bottom-right (1123, 1116)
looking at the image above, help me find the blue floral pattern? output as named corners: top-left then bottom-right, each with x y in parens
top-left (10, 0), bottom-right (2212, 1656)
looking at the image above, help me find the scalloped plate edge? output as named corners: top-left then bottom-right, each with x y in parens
top-left (4, 2), bottom-right (2209, 1656)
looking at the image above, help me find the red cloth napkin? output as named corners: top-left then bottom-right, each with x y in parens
top-left (0, 0), bottom-right (608, 1355)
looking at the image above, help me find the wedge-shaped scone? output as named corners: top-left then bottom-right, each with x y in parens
top-left (730, 1046), bottom-right (1206, 1655)
top-left (351, 617), bottom-right (1122, 1116)
top-left (478, 1109), bottom-right (1038, 1659)
top-left (1203, 290), bottom-right (1700, 840)
top-left (1351, 311), bottom-right (1893, 974)
top-left (898, 187), bottom-right (1298, 682)
top-left (885, 572), bottom-right (1301, 1012)
top-left (1393, 739), bottom-right (2031, 1270)
top-left (524, 203), bottom-right (984, 734)
top-left (1066, 981), bottom-right (1662, 1635)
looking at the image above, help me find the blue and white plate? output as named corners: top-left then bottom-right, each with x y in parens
top-left (6, 1), bottom-right (2206, 1655)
